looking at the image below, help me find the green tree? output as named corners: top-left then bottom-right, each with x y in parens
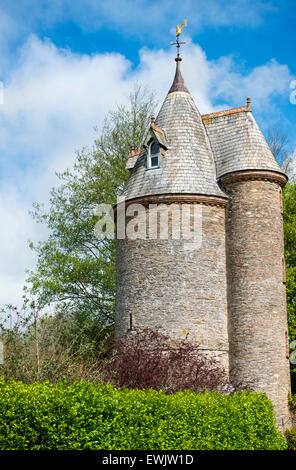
top-left (283, 182), bottom-right (296, 392)
top-left (266, 126), bottom-right (296, 337)
top-left (266, 124), bottom-right (295, 181)
top-left (283, 183), bottom-right (296, 340)
top-left (26, 86), bottom-right (156, 335)
top-left (266, 126), bottom-right (296, 390)
top-left (266, 125), bottom-right (289, 166)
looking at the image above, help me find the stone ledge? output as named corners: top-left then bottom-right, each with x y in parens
top-left (113, 193), bottom-right (228, 218)
top-left (220, 169), bottom-right (288, 187)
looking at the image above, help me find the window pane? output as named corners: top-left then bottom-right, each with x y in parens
top-left (151, 156), bottom-right (159, 167)
top-left (151, 142), bottom-right (159, 154)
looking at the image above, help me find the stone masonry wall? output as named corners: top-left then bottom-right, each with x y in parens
top-left (222, 176), bottom-right (291, 427)
top-left (115, 201), bottom-right (229, 371)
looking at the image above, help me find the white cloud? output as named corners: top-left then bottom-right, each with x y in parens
top-left (0, 35), bottom-right (292, 307)
top-left (211, 57), bottom-right (291, 111)
top-left (1, 35), bottom-right (131, 158)
top-left (0, 182), bottom-right (48, 306)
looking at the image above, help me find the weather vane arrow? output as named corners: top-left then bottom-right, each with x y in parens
top-left (171, 19), bottom-right (187, 58)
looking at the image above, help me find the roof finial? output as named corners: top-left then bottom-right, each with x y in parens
top-left (246, 97), bottom-right (251, 109)
top-left (170, 19), bottom-right (187, 59)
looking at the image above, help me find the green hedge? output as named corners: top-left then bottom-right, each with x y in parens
top-left (0, 378), bottom-right (287, 450)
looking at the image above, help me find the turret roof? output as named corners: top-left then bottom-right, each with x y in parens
top-left (121, 58), bottom-right (226, 202)
top-left (202, 104), bottom-right (285, 179)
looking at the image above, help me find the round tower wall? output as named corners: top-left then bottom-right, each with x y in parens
top-left (115, 199), bottom-right (229, 371)
top-left (222, 173), bottom-right (291, 427)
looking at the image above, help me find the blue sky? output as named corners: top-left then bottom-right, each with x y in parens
top-left (0, 0), bottom-right (295, 307)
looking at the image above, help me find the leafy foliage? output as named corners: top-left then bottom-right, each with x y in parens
top-left (283, 183), bottom-right (296, 390)
top-left (289, 393), bottom-right (296, 414)
top-left (98, 327), bottom-right (246, 394)
top-left (267, 128), bottom-right (296, 384)
top-left (0, 378), bottom-right (287, 450)
top-left (0, 302), bottom-right (112, 384)
top-left (285, 427), bottom-right (296, 450)
top-left (283, 183), bottom-right (296, 340)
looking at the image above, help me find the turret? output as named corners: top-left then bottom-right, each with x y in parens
top-left (115, 54), bottom-right (230, 370)
top-left (203, 100), bottom-right (291, 428)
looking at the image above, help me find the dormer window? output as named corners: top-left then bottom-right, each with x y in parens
top-left (147, 140), bottom-right (160, 169)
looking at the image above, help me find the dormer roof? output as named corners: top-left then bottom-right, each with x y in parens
top-left (143, 119), bottom-right (169, 150)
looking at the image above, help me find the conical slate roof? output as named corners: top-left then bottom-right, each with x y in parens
top-left (121, 58), bottom-right (226, 202)
top-left (202, 106), bottom-right (286, 178)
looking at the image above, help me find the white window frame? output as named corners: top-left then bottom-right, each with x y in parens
top-left (147, 140), bottom-right (160, 169)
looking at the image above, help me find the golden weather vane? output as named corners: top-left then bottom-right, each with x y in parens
top-left (170, 18), bottom-right (187, 58)
top-left (176, 18), bottom-right (187, 37)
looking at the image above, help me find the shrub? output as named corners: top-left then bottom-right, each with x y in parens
top-left (0, 321), bottom-right (247, 393)
top-left (0, 378), bottom-right (287, 450)
top-left (97, 327), bottom-right (246, 394)
top-left (0, 305), bottom-right (112, 384)
top-left (285, 427), bottom-right (296, 450)
top-left (289, 393), bottom-right (296, 414)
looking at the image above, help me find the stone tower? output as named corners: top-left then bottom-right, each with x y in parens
top-left (114, 53), bottom-right (291, 427)
top-left (204, 107), bottom-right (291, 427)
top-left (115, 56), bottom-right (230, 370)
